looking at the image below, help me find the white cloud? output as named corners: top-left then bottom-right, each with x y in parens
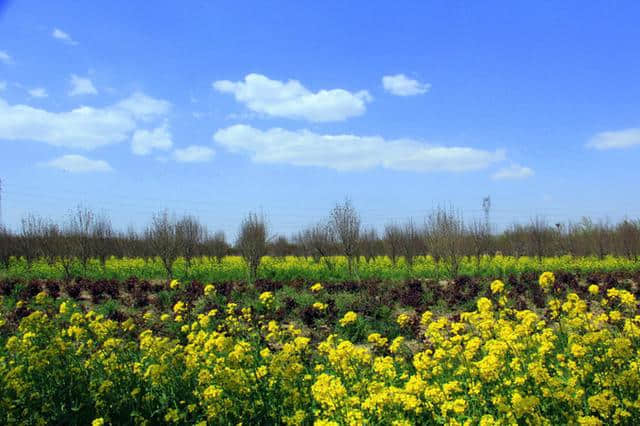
top-left (28, 88), bottom-right (48, 98)
top-left (213, 73), bottom-right (372, 122)
top-left (0, 92), bottom-right (170, 150)
top-left (45, 154), bottom-right (112, 173)
top-left (0, 51), bottom-right (12, 64)
top-left (52, 28), bottom-right (78, 45)
top-left (491, 164), bottom-right (534, 180)
top-left (173, 145), bottom-right (215, 163)
top-left (131, 122), bottom-right (173, 155)
top-left (382, 74), bottom-right (430, 96)
top-left (213, 125), bottom-right (505, 172)
top-left (0, 81), bottom-right (6, 91)
top-left (69, 75), bottom-right (98, 96)
top-left (115, 92), bottom-right (171, 121)
top-left (587, 128), bottom-right (640, 150)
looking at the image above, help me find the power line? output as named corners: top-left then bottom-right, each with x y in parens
top-left (6, 188), bottom-right (640, 217)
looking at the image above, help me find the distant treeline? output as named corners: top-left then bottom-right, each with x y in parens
top-left (0, 201), bottom-right (639, 279)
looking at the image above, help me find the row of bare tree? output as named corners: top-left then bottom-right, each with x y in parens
top-left (1, 202), bottom-right (639, 280)
top-left (0, 208), bottom-right (228, 278)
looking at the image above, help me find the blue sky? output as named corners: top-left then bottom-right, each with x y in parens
top-left (0, 0), bottom-right (639, 237)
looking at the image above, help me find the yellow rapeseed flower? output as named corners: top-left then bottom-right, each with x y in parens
top-left (313, 302), bottom-right (327, 311)
top-left (173, 301), bottom-right (186, 314)
top-left (396, 313), bottom-right (411, 327)
top-left (259, 291), bottom-right (273, 303)
top-left (390, 336), bottom-right (405, 354)
top-left (476, 297), bottom-right (492, 313)
top-left (368, 333), bottom-right (388, 347)
top-left (35, 291), bottom-right (48, 304)
top-left (204, 284), bottom-right (215, 297)
top-left (339, 311), bottom-right (358, 327)
top-left (490, 279), bottom-right (504, 294)
top-left (539, 271), bottom-right (555, 291)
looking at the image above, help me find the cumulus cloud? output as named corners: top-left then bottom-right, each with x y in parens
top-left (28, 88), bottom-right (48, 98)
top-left (131, 122), bottom-right (173, 155)
top-left (587, 128), bottom-right (640, 150)
top-left (115, 92), bottom-right (171, 121)
top-left (0, 92), bottom-right (170, 150)
top-left (69, 75), bottom-right (98, 96)
top-left (491, 164), bottom-right (534, 180)
top-left (45, 154), bottom-right (112, 173)
top-left (0, 51), bottom-right (11, 64)
top-left (52, 28), bottom-right (78, 45)
top-left (213, 73), bottom-right (372, 122)
top-left (173, 145), bottom-right (215, 163)
top-left (382, 74), bottom-right (430, 96)
top-left (213, 125), bottom-right (504, 172)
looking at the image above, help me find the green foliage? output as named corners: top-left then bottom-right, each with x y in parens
top-left (2, 254), bottom-right (639, 284)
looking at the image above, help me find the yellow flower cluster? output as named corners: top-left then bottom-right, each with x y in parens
top-left (396, 313), bottom-right (411, 327)
top-left (312, 302), bottom-right (328, 311)
top-left (2, 272), bottom-right (640, 424)
top-left (259, 291), bottom-right (273, 303)
top-left (490, 279), bottom-right (504, 294)
top-left (539, 271), bottom-right (555, 291)
top-left (204, 284), bottom-right (215, 297)
top-left (8, 253), bottom-right (640, 284)
top-left (339, 311), bottom-right (358, 327)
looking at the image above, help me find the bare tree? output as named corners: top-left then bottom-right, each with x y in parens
top-left (56, 221), bottom-right (77, 282)
top-left (19, 214), bottom-right (52, 267)
top-left (203, 231), bottom-right (229, 262)
top-left (383, 223), bottom-right (403, 266)
top-left (330, 199), bottom-right (361, 277)
top-left (237, 212), bottom-right (268, 283)
top-left (0, 225), bottom-right (14, 269)
top-left (400, 220), bottom-right (422, 268)
top-left (41, 222), bottom-right (61, 266)
top-left (270, 235), bottom-right (294, 257)
top-left (4, 202), bottom-right (640, 275)
top-left (176, 215), bottom-right (206, 274)
top-left (146, 211), bottom-right (180, 278)
top-left (616, 218), bottom-right (640, 260)
top-left (552, 222), bottom-right (566, 255)
top-left (359, 227), bottom-right (380, 263)
top-left (564, 221), bottom-right (583, 256)
top-left (469, 218), bottom-right (491, 270)
top-left (500, 223), bottom-right (528, 257)
top-left (528, 216), bottom-right (553, 261)
top-left (92, 214), bottom-right (114, 268)
top-left (68, 206), bottom-right (96, 273)
top-left (119, 226), bottom-right (143, 258)
top-left (426, 206), bottom-right (465, 277)
top-left (578, 218), bottom-right (612, 260)
top-left (293, 230), bottom-right (312, 259)
top-left (296, 222), bottom-right (337, 270)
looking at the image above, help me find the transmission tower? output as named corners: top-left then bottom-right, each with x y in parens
top-left (482, 196), bottom-right (491, 230)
